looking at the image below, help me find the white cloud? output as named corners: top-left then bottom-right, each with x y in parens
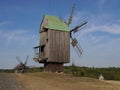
top-left (0, 21), bottom-right (11, 26)
top-left (101, 24), bottom-right (120, 34)
top-left (117, 20), bottom-right (120, 23)
top-left (97, 0), bottom-right (106, 11)
top-left (86, 24), bottom-right (120, 34)
top-left (0, 29), bottom-right (38, 45)
top-left (1, 30), bottom-right (27, 43)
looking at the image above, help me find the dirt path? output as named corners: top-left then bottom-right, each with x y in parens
top-left (0, 73), bottom-right (24, 90)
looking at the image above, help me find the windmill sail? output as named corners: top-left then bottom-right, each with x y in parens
top-left (16, 56), bottom-right (23, 64)
top-left (71, 21), bottom-right (87, 33)
top-left (24, 56), bottom-right (29, 66)
top-left (70, 20), bottom-right (87, 58)
top-left (67, 4), bottom-right (75, 26)
top-left (71, 38), bottom-right (83, 57)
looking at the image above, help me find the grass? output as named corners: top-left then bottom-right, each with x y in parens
top-left (15, 72), bottom-right (120, 90)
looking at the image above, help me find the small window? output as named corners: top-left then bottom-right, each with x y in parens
top-left (46, 38), bottom-right (48, 42)
top-left (44, 28), bottom-right (48, 31)
top-left (41, 45), bottom-right (45, 52)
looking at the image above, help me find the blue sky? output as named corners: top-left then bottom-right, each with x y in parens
top-left (0, 0), bottom-right (120, 69)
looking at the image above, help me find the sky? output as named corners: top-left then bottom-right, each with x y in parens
top-left (0, 0), bottom-right (120, 69)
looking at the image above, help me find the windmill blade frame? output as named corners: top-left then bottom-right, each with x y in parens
top-left (16, 56), bottom-right (23, 64)
top-left (24, 56), bottom-right (29, 66)
top-left (73, 46), bottom-right (82, 58)
top-left (71, 38), bottom-right (78, 47)
top-left (71, 38), bottom-right (83, 58)
top-left (67, 3), bottom-right (75, 26)
top-left (70, 21), bottom-right (87, 33)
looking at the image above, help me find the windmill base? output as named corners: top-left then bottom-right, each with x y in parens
top-left (44, 62), bottom-right (63, 72)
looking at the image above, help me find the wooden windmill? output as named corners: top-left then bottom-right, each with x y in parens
top-left (33, 4), bottom-right (87, 72)
top-left (15, 56), bottom-right (29, 73)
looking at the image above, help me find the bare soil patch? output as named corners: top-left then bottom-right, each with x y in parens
top-left (0, 73), bottom-right (24, 90)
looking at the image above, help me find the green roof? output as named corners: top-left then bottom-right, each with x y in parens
top-left (44, 15), bottom-right (70, 32)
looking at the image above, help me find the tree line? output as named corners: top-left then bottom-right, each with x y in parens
top-left (1, 65), bottom-right (120, 80)
top-left (64, 64), bottom-right (120, 80)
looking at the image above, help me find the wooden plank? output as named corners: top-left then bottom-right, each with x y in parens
top-left (40, 32), bottom-right (46, 46)
top-left (48, 30), bottom-right (70, 63)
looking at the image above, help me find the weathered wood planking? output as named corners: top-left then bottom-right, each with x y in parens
top-left (39, 29), bottom-right (70, 63)
top-left (48, 29), bottom-right (70, 63)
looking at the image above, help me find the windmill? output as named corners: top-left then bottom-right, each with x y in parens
top-left (33, 4), bottom-right (87, 72)
top-left (15, 56), bottom-right (29, 73)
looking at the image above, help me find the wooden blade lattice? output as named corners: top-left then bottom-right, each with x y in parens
top-left (71, 38), bottom-right (83, 57)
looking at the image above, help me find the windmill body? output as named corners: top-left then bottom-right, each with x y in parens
top-left (15, 56), bottom-right (28, 73)
top-left (34, 15), bottom-right (70, 72)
